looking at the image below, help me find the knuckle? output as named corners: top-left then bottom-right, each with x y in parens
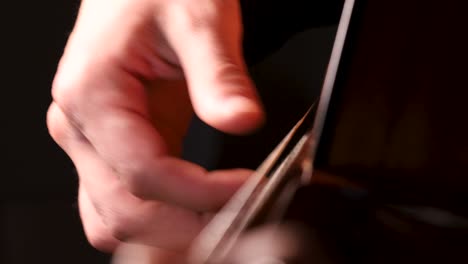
top-left (46, 102), bottom-right (89, 149)
top-left (51, 49), bottom-right (102, 123)
top-left (51, 62), bottom-right (83, 116)
top-left (50, 53), bottom-right (104, 135)
top-left (103, 209), bottom-right (141, 242)
top-left (78, 187), bottom-right (121, 252)
top-left (85, 227), bottom-right (118, 252)
top-left (46, 103), bottom-right (67, 144)
top-left (46, 103), bottom-right (82, 148)
top-left (215, 62), bottom-right (252, 91)
top-left (82, 191), bottom-right (141, 242)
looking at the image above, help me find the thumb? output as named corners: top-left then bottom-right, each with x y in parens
top-left (159, 0), bottom-right (264, 134)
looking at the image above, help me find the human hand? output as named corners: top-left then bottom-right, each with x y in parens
top-left (47, 0), bottom-right (263, 252)
top-left (111, 223), bottom-right (310, 264)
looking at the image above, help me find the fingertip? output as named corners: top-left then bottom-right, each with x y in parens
top-left (218, 96), bottom-right (265, 134)
top-left (197, 95), bottom-right (265, 135)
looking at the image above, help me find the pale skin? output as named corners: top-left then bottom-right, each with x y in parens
top-left (46, 0), bottom-right (264, 258)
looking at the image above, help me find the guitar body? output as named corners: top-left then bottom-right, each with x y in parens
top-left (191, 0), bottom-right (468, 263)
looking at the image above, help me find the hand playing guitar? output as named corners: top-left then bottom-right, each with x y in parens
top-left (47, 0), bottom-right (264, 256)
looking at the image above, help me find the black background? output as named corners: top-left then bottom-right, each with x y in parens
top-left (2, 1), bottom-right (111, 263)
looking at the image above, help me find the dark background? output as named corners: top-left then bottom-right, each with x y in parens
top-left (1, 1), bottom-right (336, 263)
top-left (2, 1), bottom-right (110, 263)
